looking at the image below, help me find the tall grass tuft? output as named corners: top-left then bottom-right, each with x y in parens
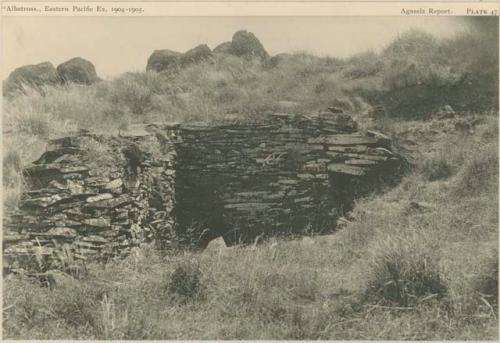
top-left (167, 260), bottom-right (204, 301)
top-left (363, 236), bottom-right (447, 307)
top-left (453, 142), bottom-right (498, 196)
top-left (422, 152), bottom-right (455, 181)
top-left (474, 248), bottom-right (499, 307)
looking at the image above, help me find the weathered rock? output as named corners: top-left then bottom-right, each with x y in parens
top-left (45, 227), bottom-right (78, 237)
top-left (86, 193), bottom-right (113, 203)
top-left (309, 135), bottom-right (379, 146)
top-left (323, 112), bottom-right (358, 132)
top-left (344, 159), bottom-right (379, 166)
top-left (25, 164), bottom-right (89, 176)
top-left (3, 62), bottom-right (61, 96)
top-left (181, 44), bottom-right (213, 66)
top-left (22, 194), bottom-right (66, 208)
top-left (213, 41), bottom-right (232, 54)
top-left (82, 235), bottom-right (108, 243)
top-left (366, 130), bottom-right (392, 147)
top-left (105, 178), bottom-right (123, 190)
top-left (82, 218), bottom-right (111, 228)
top-left (146, 49), bottom-right (181, 73)
top-left (86, 195), bottom-right (132, 209)
top-left (229, 30), bottom-right (269, 60)
top-left (57, 57), bottom-right (100, 85)
top-left (436, 104), bottom-right (455, 119)
top-left (328, 163), bottom-right (366, 176)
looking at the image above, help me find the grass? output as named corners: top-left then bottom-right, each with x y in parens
top-left (2, 24), bottom-right (498, 339)
top-left (362, 234), bottom-right (447, 307)
top-left (3, 113), bottom-right (498, 340)
top-left (3, 28), bottom-right (498, 209)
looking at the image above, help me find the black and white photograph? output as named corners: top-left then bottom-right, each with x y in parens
top-left (1, 8), bottom-right (499, 340)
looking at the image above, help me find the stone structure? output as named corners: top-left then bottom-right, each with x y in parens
top-left (3, 130), bottom-right (176, 273)
top-left (173, 112), bottom-right (401, 247)
top-left (3, 112), bottom-right (403, 273)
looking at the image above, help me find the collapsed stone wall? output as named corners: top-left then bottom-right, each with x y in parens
top-left (3, 112), bottom-right (404, 272)
top-left (173, 112), bottom-right (403, 247)
top-left (3, 131), bottom-right (176, 273)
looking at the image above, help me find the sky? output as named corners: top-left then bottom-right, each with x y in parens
top-left (2, 17), bottom-right (468, 79)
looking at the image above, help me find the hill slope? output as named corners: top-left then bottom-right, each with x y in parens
top-left (3, 113), bottom-right (498, 340)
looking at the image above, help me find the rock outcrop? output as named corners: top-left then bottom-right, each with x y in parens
top-left (57, 57), bottom-right (100, 85)
top-left (213, 41), bottom-right (232, 54)
top-left (181, 44), bottom-right (213, 66)
top-left (3, 62), bottom-right (61, 96)
top-left (146, 49), bottom-right (182, 73)
top-left (229, 30), bottom-right (269, 60)
top-left (146, 30), bottom-right (268, 71)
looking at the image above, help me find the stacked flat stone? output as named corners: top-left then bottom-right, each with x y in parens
top-left (172, 112), bottom-right (402, 247)
top-left (3, 132), bottom-right (175, 273)
top-left (3, 112), bottom-right (403, 272)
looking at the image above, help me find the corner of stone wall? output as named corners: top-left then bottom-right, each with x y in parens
top-left (3, 130), bottom-right (177, 274)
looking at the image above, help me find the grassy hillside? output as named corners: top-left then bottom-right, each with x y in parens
top-left (3, 27), bottom-right (498, 209)
top-left (3, 113), bottom-right (498, 340)
top-left (2, 24), bottom-right (499, 340)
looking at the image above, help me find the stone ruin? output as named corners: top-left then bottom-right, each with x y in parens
top-left (3, 112), bottom-right (404, 273)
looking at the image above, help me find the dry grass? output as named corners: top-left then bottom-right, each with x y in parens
top-left (2, 26), bottom-right (498, 339)
top-left (3, 113), bottom-right (498, 340)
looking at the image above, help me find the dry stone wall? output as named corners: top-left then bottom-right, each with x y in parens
top-left (173, 112), bottom-right (403, 248)
top-left (3, 112), bottom-right (404, 273)
top-left (3, 130), bottom-right (176, 273)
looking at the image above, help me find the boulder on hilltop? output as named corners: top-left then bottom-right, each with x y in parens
top-left (146, 49), bottom-right (181, 73)
top-left (181, 44), bottom-right (213, 66)
top-left (213, 41), bottom-right (232, 54)
top-left (57, 57), bottom-right (100, 85)
top-left (146, 30), bottom-right (268, 72)
top-left (229, 30), bottom-right (269, 60)
top-left (3, 62), bottom-right (61, 96)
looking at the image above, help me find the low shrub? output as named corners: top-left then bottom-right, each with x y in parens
top-left (422, 153), bottom-right (454, 181)
top-left (453, 142), bottom-right (498, 196)
top-left (167, 260), bottom-right (204, 301)
top-left (363, 237), bottom-right (447, 307)
top-left (105, 74), bottom-right (156, 115)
